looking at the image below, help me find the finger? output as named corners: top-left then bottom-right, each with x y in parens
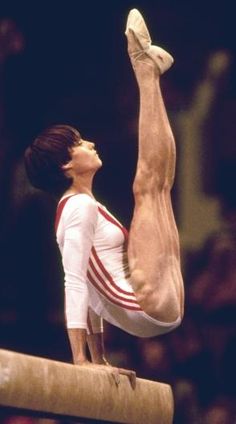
top-left (129, 371), bottom-right (136, 390)
top-left (111, 367), bottom-right (120, 386)
top-left (118, 368), bottom-right (136, 390)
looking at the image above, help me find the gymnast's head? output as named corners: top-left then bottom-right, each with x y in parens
top-left (24, 124), bottom-right (102, 198)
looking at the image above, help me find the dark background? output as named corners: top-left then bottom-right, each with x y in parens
top-left (1, 0), bottom-right (236, 209)
top-left (1, 1), bottom-right (236, 422)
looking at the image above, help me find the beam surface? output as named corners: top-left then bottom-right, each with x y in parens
top-left (0, 349), bottom-right (173, 424)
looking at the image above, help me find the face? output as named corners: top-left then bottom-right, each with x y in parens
top-left (64, 138), bottom-right (102, 176)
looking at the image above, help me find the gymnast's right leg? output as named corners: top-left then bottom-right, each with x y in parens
top-left (125, 10), bottom-right (184, 323)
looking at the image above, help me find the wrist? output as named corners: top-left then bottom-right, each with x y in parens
top-left (74, 357), bottom-right (91, 366)
top-left (67, 328), bottom-right (88, 364)
top-left (91, 355), bottom-right (109, 365)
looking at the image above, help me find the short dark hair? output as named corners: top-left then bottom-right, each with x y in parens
top-left (24, 124), bottom-right (81, 197)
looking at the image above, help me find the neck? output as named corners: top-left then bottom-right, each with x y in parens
top-left (64, 173), bottom-right (95, 199)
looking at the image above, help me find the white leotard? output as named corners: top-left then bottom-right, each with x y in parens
top-left (56, 193), bottom-right (180, 337)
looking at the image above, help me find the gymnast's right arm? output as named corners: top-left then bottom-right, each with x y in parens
top-left (60, 195), bottom-right (100, 365)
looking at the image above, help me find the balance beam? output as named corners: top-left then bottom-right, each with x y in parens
top-left (0, 349), bottom-right (174, 424)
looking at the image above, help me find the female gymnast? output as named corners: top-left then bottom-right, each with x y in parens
top-left (24, 9), bottom-right (184, 384)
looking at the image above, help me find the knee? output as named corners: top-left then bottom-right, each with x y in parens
top-left (132, 166), bottom-right (149, 198)
top-left (133, 167), bottom-right (165, 199)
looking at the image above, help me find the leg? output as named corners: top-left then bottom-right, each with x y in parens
top-left (126, 10), bottom-right (184, 322)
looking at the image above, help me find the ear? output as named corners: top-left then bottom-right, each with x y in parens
top-left (61, 161), bottom-right (73, 177)
top-left (61, 161), bottom-right (72, 171)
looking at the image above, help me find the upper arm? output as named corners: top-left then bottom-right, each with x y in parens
top-left (62, 195), bottom-right (98, 281)
top-left (64, 195), bottom-right (98, 243)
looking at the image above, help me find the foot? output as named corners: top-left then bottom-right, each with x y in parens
top-left (125, 8), bottom-right (174, 75)
top-left (125, 8), bottom-right (152, 51)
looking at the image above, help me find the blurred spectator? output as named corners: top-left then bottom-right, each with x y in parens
top-left (189, 229), bottom-right (236, 316)
top-left (170, 204), bottom-right (236, 421)
top-left (202, 397), bottom-right (236, 424)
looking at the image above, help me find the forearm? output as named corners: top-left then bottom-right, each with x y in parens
top-left (87, 332), bottom-right (108, 364)
top-left (67, 328), bottom-right (89, 365)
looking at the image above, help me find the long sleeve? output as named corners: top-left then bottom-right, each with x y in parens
top-left (60, 195), bottom-right (98, 328)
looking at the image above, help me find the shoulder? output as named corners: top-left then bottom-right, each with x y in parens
top-left (66, 193), bottom-right (97, 209)
top-left (62, 194), bottom-right (98, 223)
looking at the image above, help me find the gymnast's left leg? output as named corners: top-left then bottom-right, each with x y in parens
top-left (125, 9), bottom-right (184, 324)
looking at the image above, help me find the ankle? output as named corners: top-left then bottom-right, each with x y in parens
top-left (134, 60), bottom-right (159, 83)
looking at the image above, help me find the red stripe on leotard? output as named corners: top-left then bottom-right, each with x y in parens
top-left (87, 270), bottom-right (141, 311)
top-left (98, 206), bottom-right (129, 243)
top-left (89, 252), bottom-right (138, 305)
top-left (90, 247), bottom-right (135, 298)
